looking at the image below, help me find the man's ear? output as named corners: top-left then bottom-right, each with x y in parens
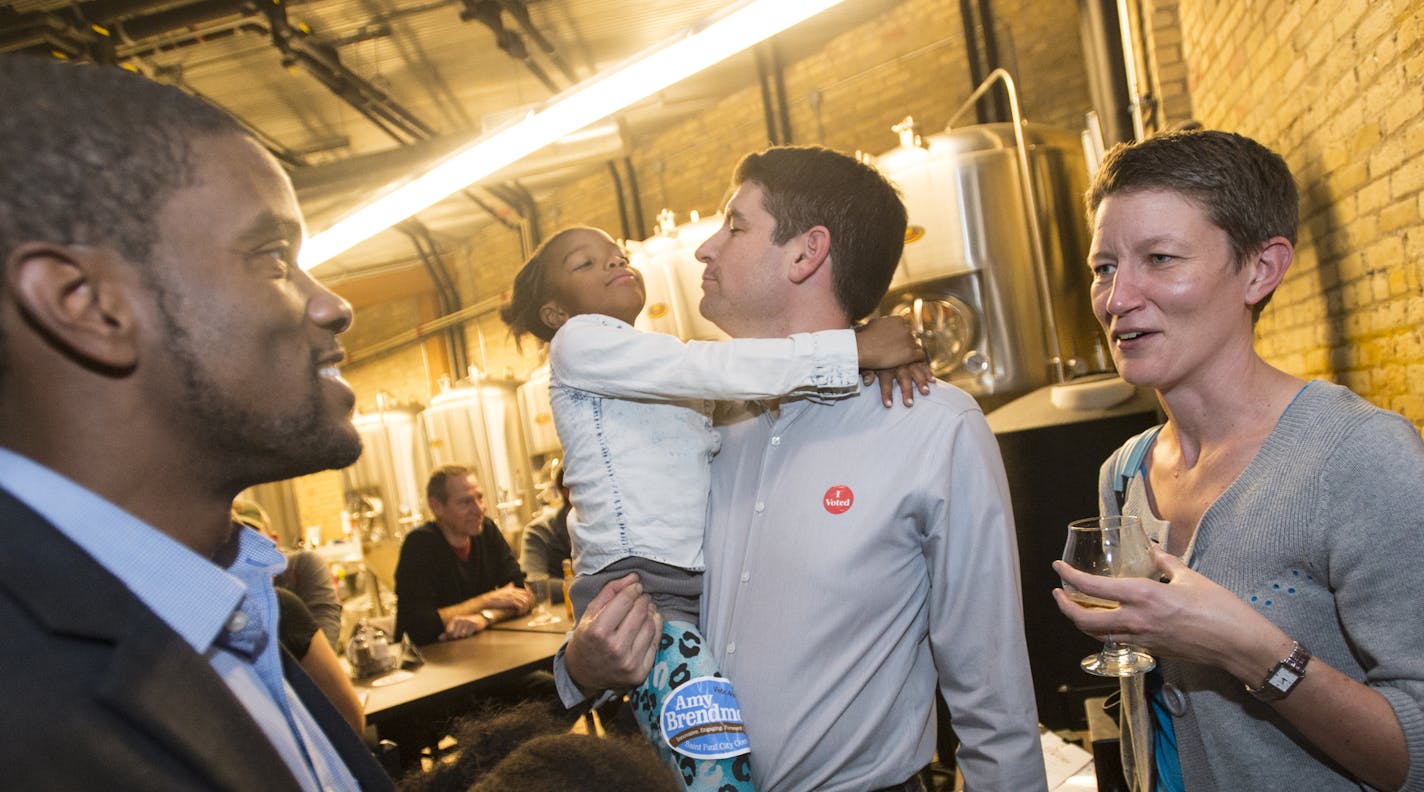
top-left (5, 242), bottom-right (141, 371)
top-left (788, 225), bottom-right (831, 284)
top-left (1245, 236), bottom-right (1293, 307)
top-left (538, 300), bottom-right (571, 334)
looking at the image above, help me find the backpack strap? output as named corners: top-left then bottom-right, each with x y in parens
top-left (1112, 425), bottom-right (1163, 512)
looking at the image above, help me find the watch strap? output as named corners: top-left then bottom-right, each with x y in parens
top-left (1246, 640), bottom-right (1311, 702)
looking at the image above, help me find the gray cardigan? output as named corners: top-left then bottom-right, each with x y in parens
top-left (1100, 380), bottom-right (1424, 791)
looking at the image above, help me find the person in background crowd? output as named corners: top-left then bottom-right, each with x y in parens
top-left (394, 702), bottom-right (680, 792)
top-left (518, 464), bottom-right (573, 586)
top-left (1054, 129), bottom-right (1424, 791)
top-left (0, 55), bottom-right (390, 790)
top-left (236, 496), bottom-right (345, 649)
top-left (276, 586), bottom-right (366, 735)
top-left (558, 146), bottom-right (1047, 792)
top-left (394, 465), bottom-right (531, 645)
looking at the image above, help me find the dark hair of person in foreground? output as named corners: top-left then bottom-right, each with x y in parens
top-left (397, 702), bottom-right (681, 792)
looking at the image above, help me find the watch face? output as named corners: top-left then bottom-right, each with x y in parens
top-left (1267, 667), bottom-right (1301, 691)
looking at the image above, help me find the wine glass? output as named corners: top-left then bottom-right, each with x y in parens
top-left (525, 579), bottom-right (561, 627)
top-left (1061, 515), bottom-right (1156, 676)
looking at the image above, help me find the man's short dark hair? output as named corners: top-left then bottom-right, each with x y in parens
top-left (0, 56), bottom-right (248, 266)
top-left (427, 464), bottom-right (475, 503)
top-left (732, 146), bottom-right (908, 321)
top-left (1086, 130), bottom-right (1299, 316)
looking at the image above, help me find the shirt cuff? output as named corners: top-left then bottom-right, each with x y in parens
top-left (800, 328), bottom-right (860, 391)
top-left (552, 641), bottom-right (618, 710)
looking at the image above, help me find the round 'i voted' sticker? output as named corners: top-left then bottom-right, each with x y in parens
top-left (823, 485), bottom-right (854, 514)
top-left (660, 676), bottom-right (750, 760)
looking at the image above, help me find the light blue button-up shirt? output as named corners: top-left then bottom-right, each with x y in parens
top-left (701, 385), bottom-right (1047, 791)
top-left (548, 313), bottom-right (859, 576)
top-left (0, 448), bottom-right (358, 792)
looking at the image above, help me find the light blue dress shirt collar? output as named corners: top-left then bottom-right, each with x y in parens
top-left (0, 447), bottom-right (267, 652)
top-left (0, 448), bottom-right (360, 792)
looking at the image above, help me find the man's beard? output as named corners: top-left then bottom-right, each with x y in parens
top-left (154, 285), bottom-right (363, 484)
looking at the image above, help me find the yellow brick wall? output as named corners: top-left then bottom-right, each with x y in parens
top-left (1151, 0), bottom-right (1424, 426)
top-left (290, 469), bottom-right (346, 545)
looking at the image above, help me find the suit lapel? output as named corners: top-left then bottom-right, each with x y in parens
top-left (0, 490), bottom-right (306, 791)
top-left (98, 620), bottom-right (307, 792)
top-left (283, 649), bottom-right (395, 791)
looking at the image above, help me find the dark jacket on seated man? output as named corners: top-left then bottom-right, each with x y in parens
top-left (394, 517), bottom-right (524, 644)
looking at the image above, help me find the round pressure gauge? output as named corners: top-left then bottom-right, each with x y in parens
top-left (889, 294), bottom-right (979, 378)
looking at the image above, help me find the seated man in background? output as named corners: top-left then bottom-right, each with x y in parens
top-left (518, 465), bottom-right (572, 589)
top-left (390, 466), bottom-right (566, 769)
top-left (394, 464), bottom-right (533, 644)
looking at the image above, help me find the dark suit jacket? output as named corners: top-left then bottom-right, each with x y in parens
top-left (0, 488), bottom-right (394, 791)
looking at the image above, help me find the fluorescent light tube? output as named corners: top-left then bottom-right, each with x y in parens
top-left (299, 0), bottom-right (849, 270)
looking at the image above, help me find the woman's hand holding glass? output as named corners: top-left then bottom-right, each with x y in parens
top-left (1054, 542), bottom-right (1287, 682)
top-left (1058, 515), bottom-right (1157, 676)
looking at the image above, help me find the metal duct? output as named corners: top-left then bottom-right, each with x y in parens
top-left (1078, 0), bottom-right (1136, 145)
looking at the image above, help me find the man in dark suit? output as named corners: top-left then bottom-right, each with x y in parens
top-left (0, 56), bottom-right (391, 790)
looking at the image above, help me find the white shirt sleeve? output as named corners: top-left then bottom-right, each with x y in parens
top-left (549, 313), bottom-right (860, 401)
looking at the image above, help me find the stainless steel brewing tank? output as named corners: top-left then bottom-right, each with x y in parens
top-left (420, 379), bottom-right (537, 542)
top-left (631, 213), bottom-right (728, 342)
top-left (517, 364), bottom-right (561, 459)
top-left (874, 122), bottom-right (1107, 406)
top-left (341, 404), bottom-right (428, 543)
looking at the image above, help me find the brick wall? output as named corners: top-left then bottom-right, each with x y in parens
top-left (1150, 0), bottom-right (1424, 425)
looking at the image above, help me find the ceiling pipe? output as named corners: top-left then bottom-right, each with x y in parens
top-left (1078, 0), bottom-right (1135, 145)
top-left (606, 162), bottom-right (632, 241)
top-left (398, 220), bottom-right (469, 376)
top-left (0, 0), bottom-right (257, 57)
top-left (115, 0), bottom-right (254, 42)
top-left (498, 0), bottom-right (578, 84)
top-left (621, 156), bottom-right (646, 240)
top-left (346, 294), bottom-right (506, 367)
top-left (754, 45), bottom-right (781, 146)
top-left (460, 0), bottom-right (559, 93)
top-left (976, 0), bottom-right (1009, 122)
top-left (262, 0), bottom-right (436, 144)
top-left (120, 18), bottom-right (268, 60)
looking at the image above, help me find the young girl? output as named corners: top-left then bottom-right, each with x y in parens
top-left (500, 226), bottom-right (923, 791)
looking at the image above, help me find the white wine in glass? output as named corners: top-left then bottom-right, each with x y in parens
top-left (1061, 515), bottom-right (1156, 676)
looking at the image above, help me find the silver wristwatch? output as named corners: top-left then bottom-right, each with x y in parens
top-left (1245, 641), bottom-right (1310, 702)
top-left (480, 608), bottom-right (498, 625)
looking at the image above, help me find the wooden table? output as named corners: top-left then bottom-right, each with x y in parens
top-left (357, 628), bottom-right (565, 725)
top-left (487, 613), bottom-right (572, 635)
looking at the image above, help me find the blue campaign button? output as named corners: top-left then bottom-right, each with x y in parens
top-left (659, 676), bottom-right (751, 760)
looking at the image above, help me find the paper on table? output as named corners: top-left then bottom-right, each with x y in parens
top-left (1042, 728), bottom-right (1096, 790)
